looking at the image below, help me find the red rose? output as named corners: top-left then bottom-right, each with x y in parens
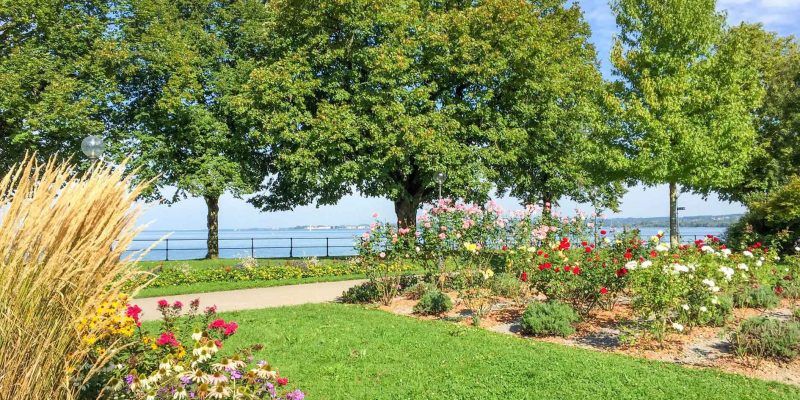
top-left (650, 250), bottom-right (657, 258)
top-left (209, 319), bottom-right (226, 329)
top-left (277, 377), bottom-right (288, 386)
top-left (156, 331), bottom-right (179, 347)
top-left (616, 267), bottom-right (628, 278)
top-left (624, 252), bottom-right (633, 260)
top-left (564, 265), bottom-right (572, 273)
top-left (600, 230), bottom-right (607, 235)
top-left (520, 271), bottom-right (528, 282)
top-left (585, 247), bottom-right (592, 253)
top-left (157, 299), bottom-right (169, 309)
top-left (599, 287), bottom-right (608, 295)
top-left (501, 245), bottom-right (508, 251)
top-left (775, 286), bottom-right (784, 295)
top-left (572, 266), bottom-right (581, 275)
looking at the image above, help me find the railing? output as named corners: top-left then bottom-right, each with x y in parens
top-left (126, 236), bottom-right (359, 261)
top-left (125, 232), bottom-right (721, 262)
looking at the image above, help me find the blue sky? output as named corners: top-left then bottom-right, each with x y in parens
top-left (138, 0), bottom-right (800, 230)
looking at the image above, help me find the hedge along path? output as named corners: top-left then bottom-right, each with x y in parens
top-left (134, 279), bottom-right (367, 321)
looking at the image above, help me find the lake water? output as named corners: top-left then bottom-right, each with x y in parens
top-left (126, 226), bottom-right (727, 262)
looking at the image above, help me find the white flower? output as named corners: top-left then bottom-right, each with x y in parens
top-left (743, 250), bottom-right (753, 258)
top-left (719, 266), bottom-right (735, 281)
top-left (737, 263), bottom-right (749, 271)
top-left (681, 304), bottom-right (690, 311)
top-left (759, 257), bottom-right (765, 261)
top-left (657, 230), bottom-right (664, 236)
top-left (699, 306), bottom-right (708, 312)
top-left (655, 243), bottom-right (670, 252)
top-left (671, 264), bottom-right (689, 274)
top-left (711, 296), bottom-right (719, 305)
top-left (795, 246), bottom-right (800, 252)
top-left (672, 322), bottom-right (684, 332)
top-left (701, 245), bottom-right (714, 254)
top-left (173, 387), bottom-right (188, 399)
top-left (721, 248), bottom-right (732, 257)
top-left (625, 260), bottom-right (638, 270)
top-left (756, 260), bottom-right (763, 267)
top-left (640, 260), bottom-right (653, 269)
top-left (191, 330), bottom-right (203, 342)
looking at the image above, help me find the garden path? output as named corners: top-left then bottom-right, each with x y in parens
top-left (134, 279), bottom-right (367, 321)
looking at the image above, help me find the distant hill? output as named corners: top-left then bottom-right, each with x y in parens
top-left (605, 214), bottom-right (742, 228)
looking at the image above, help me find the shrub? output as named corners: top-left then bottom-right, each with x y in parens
top-left (413, 289), bottom-right (453, 315)
top-left (405, 282), bottom-right (435, 300)
top-left (733, 285), bottom-right (780, 309)
top-left (520, 301), bottom-right (580, 337)
top-left (341, 282), bottom-right (379, 304)
top-left (730, 317), bottom-right (800, 360)
top-left (490, 273), bottom-right (524, 298)
top-left (0, 156), bottom-right (146, 399)
top-left (725, 176), bottom-right (800, 254)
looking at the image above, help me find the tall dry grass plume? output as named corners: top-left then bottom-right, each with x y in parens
top-left (0, 155), bottom-right (148, 399)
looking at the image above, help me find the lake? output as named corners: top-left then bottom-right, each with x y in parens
top-left (126, 226), bottom-right (727, 261)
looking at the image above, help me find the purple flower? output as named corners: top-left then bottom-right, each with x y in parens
top-left (227, 368), bottom-right (242, 380)
top-left (124, 374), bottom-right (134, 385)
top-left (265, 382), bottom-right (276, 397)
top-left (285, 389), bottom-right (305, 400)
top-left (180, 375), bottom-right (192, 385)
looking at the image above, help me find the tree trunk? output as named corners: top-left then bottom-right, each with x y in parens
top-left (669, 182), bottom-right (679, 248)
top-left (542, 194), bottom-right (553, 217)
top-left (205, 195), bottom-right (220, 259)
top-left (394, 198), bottom-right (418, 229)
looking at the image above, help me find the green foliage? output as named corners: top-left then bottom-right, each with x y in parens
top-left (489, 273), bottom-right (524, 299)
top-left (732, 285), bottom-right (780, 309)
top-left (405, 282), bottom-right (435, 300)
top-left (521, 301), bottom-right (580, 337)
top-left (730, 317), bottom-right (800, 360)
top-left (611, 0), bottom-right (763, 241)
top-left (413, 289), bottom-right (453, 316)
top-left (717, 24), bottom-right (800, 203)
top-left (341, 282), bottom-right (380, 304)
top-left (0, 0), bottom-right (119, 170)
top-left (726, 176), bottom-right (800, 253)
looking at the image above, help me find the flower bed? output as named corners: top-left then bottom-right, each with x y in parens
top-left (350, 200), bottom-right (800, 384)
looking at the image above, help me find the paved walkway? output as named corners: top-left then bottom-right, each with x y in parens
top-left (134, 279), bottom-right (367, 321)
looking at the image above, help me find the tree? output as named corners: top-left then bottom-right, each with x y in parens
top-left (243, 0), bottom-right (611, 227)
top-left (113, 0), bottom-right (266, 258)
top-left (716, 24), bottom-right (800, 203)
top-left (0, 0), bottom-right (119, 171)
top-left (489, 1), bottom-right (628, 212)
top-left (611, 0), bottom-right (763, 246)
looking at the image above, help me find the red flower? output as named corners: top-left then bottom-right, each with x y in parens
top-left (581, 241), bottom-right (588, 247)
top-left (623, 252), bottom-right (633, 260)
top-left (157, 299), bottom-right (169, 309)
top-left (563, 265), bottom-right (572, 273)
top-left (650, 250), bottom-right (658, 258)
top-left (554, 267), bottom-right (560, 273)
top-left (172, 301), bottom-right (183, 310)
top-left (616, 267), bottom-right (629, 278)
top-left (277, 377), bottom-right (288, 386)
top-left (600, 230), bottom-right (607, 235)
top-left (520, 271), bottom-right (528, 282)
top-left (775, 286), bottom-right (784, 295)
top-left (126, 304), bottom-right (142, 327)
top-left (209, 319), bottom-right (226, 329)
top-left (190, 298), bottom-right (200, 309)
top-left (599, 287), bottom-right (608, 295)
top-left (571, 266), bottom-right (581, 275)
top-left (223, 321), bottom-right (239, 337)
top-left (501, 245), bottom-right (508, 251)
top-left (585, 247), bottom-right (592, 253)
top-left (156, 331), bottom-right (180, 347)
top-left (215, 339), bottom-right (224, 349)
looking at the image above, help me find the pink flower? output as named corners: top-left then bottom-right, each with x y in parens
top-left (223, 321), bottom-right (238, 337)
top-left (157, 299), bottom-right (169, 309)
top-left (372, 212), bottom-right (378, 218)
top-left (209, 319), bottom-right (226, 329)
top-left (379, 252), bottom-right (386, 258)
top-left (156, 331), bottom-right (180, 347)
top-left (438, 233), bottom-right (446, 240)
top-left (126, 304), bottom-right (142, 327)
top-left (172, 301), bottom-right (183, 310)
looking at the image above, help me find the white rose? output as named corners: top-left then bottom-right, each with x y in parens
top-left (743, 250), bottom-right (753, 258)
top-left (625, 260), bottom-right (638, 270)
top-left (699, 306), bottom-right (708, 312)
top-left (737, 263), bottom-right (748, 271)
top-left (681, 304), bottom-right (690, 311)
top-left (672, 322), bottom-right (684, 332)
top-left (756, 260), bottom-right (763, 267)
top-left (640, 260), bottom-right (653, 269)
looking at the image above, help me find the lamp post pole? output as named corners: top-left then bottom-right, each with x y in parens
top-left (434, 172), bottom-right (447, 285)
top-left (676, 206), bottom-right (686, 244)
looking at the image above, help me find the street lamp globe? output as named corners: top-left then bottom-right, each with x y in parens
top-left (435, 172), bottom-right (447, 185)
top-left (81, 135), bottom-right (105, 159)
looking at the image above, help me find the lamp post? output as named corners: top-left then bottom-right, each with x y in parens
top-left (676, 206), bottom-right (686, 244)
top-left (434, 171), bottom-right (447, 285)
top-left (81, 135), bottom-right (105, 160)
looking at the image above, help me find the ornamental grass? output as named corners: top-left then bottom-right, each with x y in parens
top-left (0, 155), bottom-right (149, 399)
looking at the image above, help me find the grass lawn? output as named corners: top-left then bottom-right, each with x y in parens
top-left (200, 304), bottom-right (800, 400)
top-left (134, 273), bottom-right (365, 298)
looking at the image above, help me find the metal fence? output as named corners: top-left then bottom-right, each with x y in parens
top-left (127, 232), bottom-right (721, 261)
top-left (127, 236), bottom-right (359, 261)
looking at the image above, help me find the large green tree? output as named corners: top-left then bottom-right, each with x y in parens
top-left (242, 0), bottom-right (612, 226)
top-left (113, 0), bottom-right (266, 258)
top-left (611, 0), bottom-right (763, 245)
top-left (490, 1), bottom-right (628, 212)
top-left (716, 24), bottom-right (800, 203)
top-left (0, 0), bottom-right (118, 170)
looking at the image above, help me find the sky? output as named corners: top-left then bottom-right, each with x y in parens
top-left (138, 0), bottom-right (800, 231)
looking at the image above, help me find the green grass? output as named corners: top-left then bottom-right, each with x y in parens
top-left (134, 273), bottom-right (365, 298)
top-left (200, 304), bottom-right (800, 400)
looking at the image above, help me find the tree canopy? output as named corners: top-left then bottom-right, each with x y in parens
top-left (112, 0), bottom-right (267, 257)
top-left (0, 0), bottom-right (118, 170)
top-left (611, 0), bottom-right (763, 244)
